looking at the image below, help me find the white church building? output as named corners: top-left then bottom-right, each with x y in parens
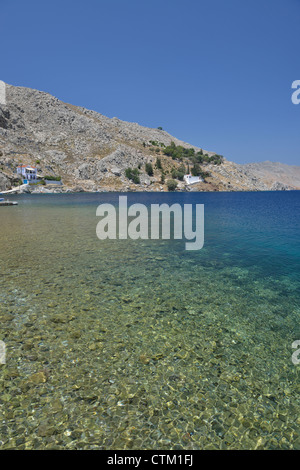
top-left (184, 174), bottom-right (203, 185)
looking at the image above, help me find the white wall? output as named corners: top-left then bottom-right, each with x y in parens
top-left (0, 81), bottom-right (6, 106)
top-left (184, 175), bottom-right (202, 185)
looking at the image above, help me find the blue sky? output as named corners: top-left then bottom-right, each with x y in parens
top-left (1, 0), bottom-right (300, 165)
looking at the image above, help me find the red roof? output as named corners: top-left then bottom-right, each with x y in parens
top-left (18, 165), bottom-right (36, 169)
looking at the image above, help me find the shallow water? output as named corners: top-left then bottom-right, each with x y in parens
top-left (0, 191), bottom-right (299, 449)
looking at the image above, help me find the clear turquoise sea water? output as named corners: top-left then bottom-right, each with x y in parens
top-left (0, 191), bottom-right (299, 449)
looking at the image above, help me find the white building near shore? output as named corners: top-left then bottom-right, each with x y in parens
top-left (184, 174), bottom-right (203, 185)
top-left (17, 165), bottom-right (38, 184)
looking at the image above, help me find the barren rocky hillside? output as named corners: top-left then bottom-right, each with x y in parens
top-left (241, 161), bottom-right (300, 190)
top-left (0, 82), bottom-right (299, 193)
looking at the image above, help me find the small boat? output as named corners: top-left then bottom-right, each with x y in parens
top-left (0, 197), bottom-right (18, 206)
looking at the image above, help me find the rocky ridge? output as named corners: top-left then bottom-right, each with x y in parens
top-left (0, 82), bottom-right (299, 193)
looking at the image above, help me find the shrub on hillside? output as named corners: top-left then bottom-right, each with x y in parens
top-left (145, 163), bottom-right (154, 176)
top-left (125, 167), bottom-right (140, 184)
top-left (166, 179), bottom-right (178, 191)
